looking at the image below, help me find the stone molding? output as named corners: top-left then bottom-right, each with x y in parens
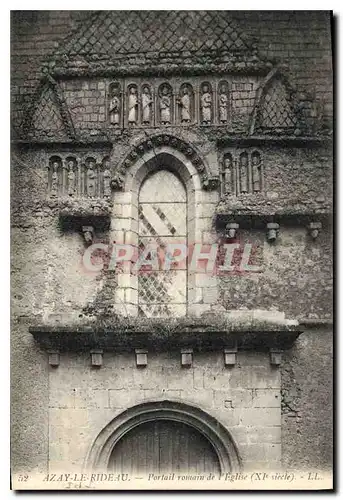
top-left (111, 133), bottom-right (219, 191)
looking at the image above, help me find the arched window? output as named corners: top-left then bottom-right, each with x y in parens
top-left (138, 169), bottom-right (187, 317)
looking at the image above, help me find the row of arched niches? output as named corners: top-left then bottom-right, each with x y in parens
top-left (220, 150), bottom-right (263, 196)
top-left (108, 80), bottom-right (232, 127)
top-left (46, 150), bottom-right (263, 198)
top-left (47, 156), bottom-right (111, 198)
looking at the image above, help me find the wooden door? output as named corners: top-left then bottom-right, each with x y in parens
top-left (108, 419), bottom-right (220, 475)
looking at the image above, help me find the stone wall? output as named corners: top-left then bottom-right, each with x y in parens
top-left (49, 350), bottom-right (281, 473)
top-left (281, 328), bottom-right (333, 471)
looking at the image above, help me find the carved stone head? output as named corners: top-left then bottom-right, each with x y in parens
top-left (224, 156), bottom-right (232, 168)
top-left (241, 154), bottom-right (248, 166)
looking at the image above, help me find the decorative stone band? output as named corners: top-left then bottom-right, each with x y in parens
top-left (111, 134), bottom-right (219, 191)
top-left (29, 319), bottom-right (302, 352)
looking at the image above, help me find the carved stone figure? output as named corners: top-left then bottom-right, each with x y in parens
top-left (252, 154), bottom-right (262, 192)
top-left (67, 160), bottom-right (76, 196)
top-left (201, 85), bottom-right (212, 124)
top-left (87, 160), bottom-right (96, 197)
top-left (103, 167), bottom-right (111, 197)
top-left (160, 86), bottom-right (171, 125)
top-left (51, 161), bottom-right (59, 196)
top-left (239, 154), bottom-right (248, 194)
top-left (142, 86), bottom-right (153, 124)
top-left (224, 156), bottom-right (233, 194)
top-left (178, 87), bottom-right (191, 123)
top-left (128, 87), bottom-right (138, 125)
top-left (61, 162), bottom-right (69, 195)
top-left (219, 84), bottom-right (228, 123)
top-left (82, 225), bottom-right (94, 245)
top-left (109, 92), bottom-right (120, 126)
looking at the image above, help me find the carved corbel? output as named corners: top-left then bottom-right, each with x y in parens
top-left (135, 348), bottom-right (148, 367)
top-left (308, 222), bottom-right (322, 240)
top-left (266, 222), bottom-right (279, 243)
top-left (226, 222), bottom-right (239, 240)
top-left (90, 349), bottom-right (103, 367)
top-left (224, 345), bottom-right (237, 366)
top-left (48, 350), bottom-right (60, 367)
top-left (181, 348), bottom-right (193, 367)
top-left (269, 348), bottom-right (282, 366)
top-left (82, 225), bottom-right (94, 246)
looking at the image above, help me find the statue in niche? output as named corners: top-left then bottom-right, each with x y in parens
top-left (62, 162), bottom-right (69, 195)
top-left (201, 84), bottom-right (212, 125)
top-left (128, 86), bottom-right (138, 125)
top-left (109, 88), bottom-right (121, 126)
top-left (142, 86), bottom-right (153, 124)
top-left (252, 154), bottom-right (262, 192)
top-left (87, 160), bottom-right (97, 197)
top-left (67, 160), bottom-right (76, 196)
top-left (159, 85), bottom-right (171, 125)
top-left (219, 83), bottom-right (228, 123)
top-left (239, 154), bottom-right (248, 194)
top-left (178, 86), bottom-right (191, 123)
top-left (51, 161), bottom-right (59, 196)
top-left (223, 156), bottom-right (233, 194)
top-left (103, 159), bottom-right (111, 197)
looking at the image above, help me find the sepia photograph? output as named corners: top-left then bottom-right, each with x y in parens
top-left (10, 9), bottom-right (333, 490)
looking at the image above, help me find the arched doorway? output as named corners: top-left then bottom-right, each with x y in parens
top-left (84, 401), bottom-right (241, 474)
top-left (108, 419), bottom-right (220, 475)
top-left (138, 169), bottom-right (187, 318)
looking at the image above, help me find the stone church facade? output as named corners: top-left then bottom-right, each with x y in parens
top-left (11, 11), bottom-right (333, 485)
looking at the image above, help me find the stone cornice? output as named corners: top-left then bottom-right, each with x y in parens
top-left (30, 318), bottom-right (302, 352)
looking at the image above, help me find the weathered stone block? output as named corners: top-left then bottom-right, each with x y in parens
top-left (109, 389), bottom-right (145, 409)
top-left (213, 389), bottom-right (253, 408)
top-left (252, 389), bottom-right (280, 408)
top-left (74, 388), bottom-right (109, 409)
top-left (202, 286), bottom-right (218, 304)
top-left (230, 366), bottom-right (281, 389)
top-left (247, 426), bottom-right (281, 444)
top-left (238, 407), bottom-right (281, 427)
